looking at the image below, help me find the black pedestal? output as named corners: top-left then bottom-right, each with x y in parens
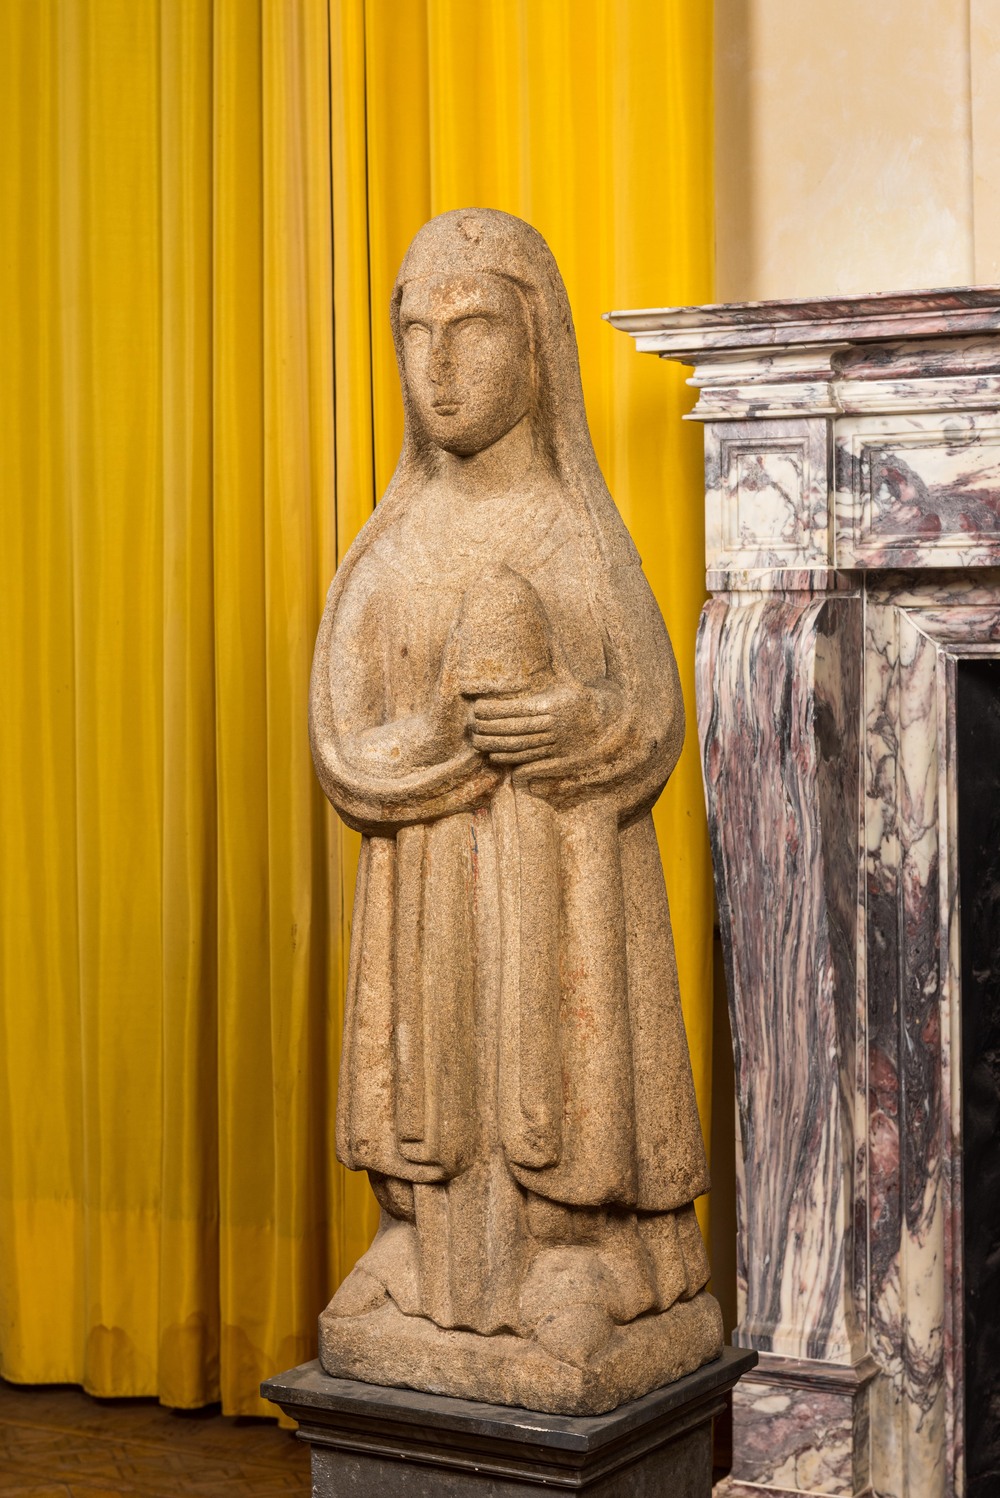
top-left (262, 1347), bottom-right (756, 1496)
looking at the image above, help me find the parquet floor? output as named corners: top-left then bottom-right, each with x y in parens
top-left (0, 1379), bottom-right (309, 1496)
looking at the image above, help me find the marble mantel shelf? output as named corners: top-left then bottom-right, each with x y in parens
top-left (605, 285), bottom-right (1000, 358)
top-left (609, 286), bottom-right (1000, 1498)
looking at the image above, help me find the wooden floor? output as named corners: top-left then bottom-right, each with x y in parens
top-left (0, 1379), bottom-right (309, 1496)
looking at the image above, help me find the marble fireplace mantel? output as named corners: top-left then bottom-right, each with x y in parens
top-left (608, 288), bottom-right (1000, 1498)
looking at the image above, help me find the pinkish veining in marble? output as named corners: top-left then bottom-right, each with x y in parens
top-left (697, 593), bottom-right (863, 1369)
top-left (862, 597), bottom-right (1000, 1498)
top-left (714, 1353), bottom-right (877, 1498)
top-left (705, 419), bottom-right (832, 571)
top-left (836, 414), bottom-right (1000, 569)
top-left (605, 287), bottom-right (1000, 359)
top-left (610, 290), bottom-right (1000, 1498)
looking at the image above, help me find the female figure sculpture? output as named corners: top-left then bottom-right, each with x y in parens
top-left (309, 209), bottom-right (722, 1414)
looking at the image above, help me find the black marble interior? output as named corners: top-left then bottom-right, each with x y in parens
top-left (957, 658), bottom-right (1000, 1494)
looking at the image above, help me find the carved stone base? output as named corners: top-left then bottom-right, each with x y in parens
top-left (714, 1352), bottom-right (878, 1498)
top-left (318, 1291), bottom-right (724, 1417)
top-left (262, 1347), bottom-right (756, 1496)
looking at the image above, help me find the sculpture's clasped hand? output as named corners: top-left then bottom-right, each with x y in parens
top-left (428, 682), bottom-right (475, 764)
top-left (470, 676), bottom-right (616, 771)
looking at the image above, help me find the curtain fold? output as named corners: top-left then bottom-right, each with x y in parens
top-left (358, 0), bottom-right (716, 1140)
top-left (0, 0), bottom-right (713, 1416)
top-left (158, 0), bottom-right (217, 1407)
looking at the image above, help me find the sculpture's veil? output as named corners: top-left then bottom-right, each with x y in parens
top-left (311, 209), bottom-right (654, 795)
top-left (335, 209), bottom-right (640, 589)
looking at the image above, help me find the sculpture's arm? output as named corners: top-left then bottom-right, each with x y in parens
top-left (472, 563), bottom-right (683, 819)
top-left (587, 561), bottom-right (686, 814)
top-left (309, 571), bottom-right (498, 834)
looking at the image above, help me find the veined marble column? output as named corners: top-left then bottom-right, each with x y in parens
top-left (608, 290), bottom-right (1000, 1498)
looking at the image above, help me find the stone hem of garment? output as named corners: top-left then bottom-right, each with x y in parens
top-left (317, 1291), bottom-right (724, 1417)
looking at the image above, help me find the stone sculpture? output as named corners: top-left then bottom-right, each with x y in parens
top-left (309, 208), bottom-right (722, 1415)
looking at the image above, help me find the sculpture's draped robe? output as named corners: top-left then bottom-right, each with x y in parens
top-left (311, 482), bottom-right (711, 1335)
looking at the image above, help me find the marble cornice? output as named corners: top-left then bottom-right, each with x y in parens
top-left (610, 286), bottom-right (1000, 576)
top-left (604, 286), bottom-right (1000, 358)
top-left (607, 287), bottom-right (1000, 426)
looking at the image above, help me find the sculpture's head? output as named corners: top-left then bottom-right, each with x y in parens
top-left (391, 209), bottom-right (585, 473)
top-left (382, 208), bottom-right (637, 569)
top-left (397, 269), bottom-right (533, 459)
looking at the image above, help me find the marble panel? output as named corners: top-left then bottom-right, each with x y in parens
top-left (697, 594), bottom-right (863, 1369)
top-left (861, 601), bottom-right (1000, 1498)
top-left (716, 1355), bottom-right (876, 1498)
top-left (706, 419), bottom-right (831, 570)
top-left (691, 380), bottom-right (839, 421)
top-left (836, 414), bottom-right (1000, 568)
top-left (863, 604), bottom-right (949, 1498)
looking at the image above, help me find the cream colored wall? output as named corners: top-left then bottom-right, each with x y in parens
top-left (715, 0), bottom-right (999, 302)
top-left (972, 0), bottom-right (1000, 283)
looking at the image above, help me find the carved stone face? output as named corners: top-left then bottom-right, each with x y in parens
top-left (399, 272), bottom-right (533, 458)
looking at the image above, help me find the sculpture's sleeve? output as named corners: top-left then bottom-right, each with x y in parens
top-left (309, 560), bottom-right (498, 834)
top-left (527, 561), bottom-right (685, 822)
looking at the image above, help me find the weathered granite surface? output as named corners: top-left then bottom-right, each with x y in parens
top-left (307, 209), bottom-right (721, 1414)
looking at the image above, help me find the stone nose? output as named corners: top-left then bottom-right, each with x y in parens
top-left (426, 329), bottom-right (455, 386)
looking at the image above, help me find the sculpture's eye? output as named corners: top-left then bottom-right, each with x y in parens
top-left (403, 321), bottom-right (430, 344)
top-left (451, 315), bottom-right (493, 342)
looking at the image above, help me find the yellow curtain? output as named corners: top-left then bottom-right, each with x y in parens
top-left (0, 0), bottom-right (713, 1416)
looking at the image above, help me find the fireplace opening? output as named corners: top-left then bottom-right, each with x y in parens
top-left (957, 657), bottom-right (1000, 1494)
